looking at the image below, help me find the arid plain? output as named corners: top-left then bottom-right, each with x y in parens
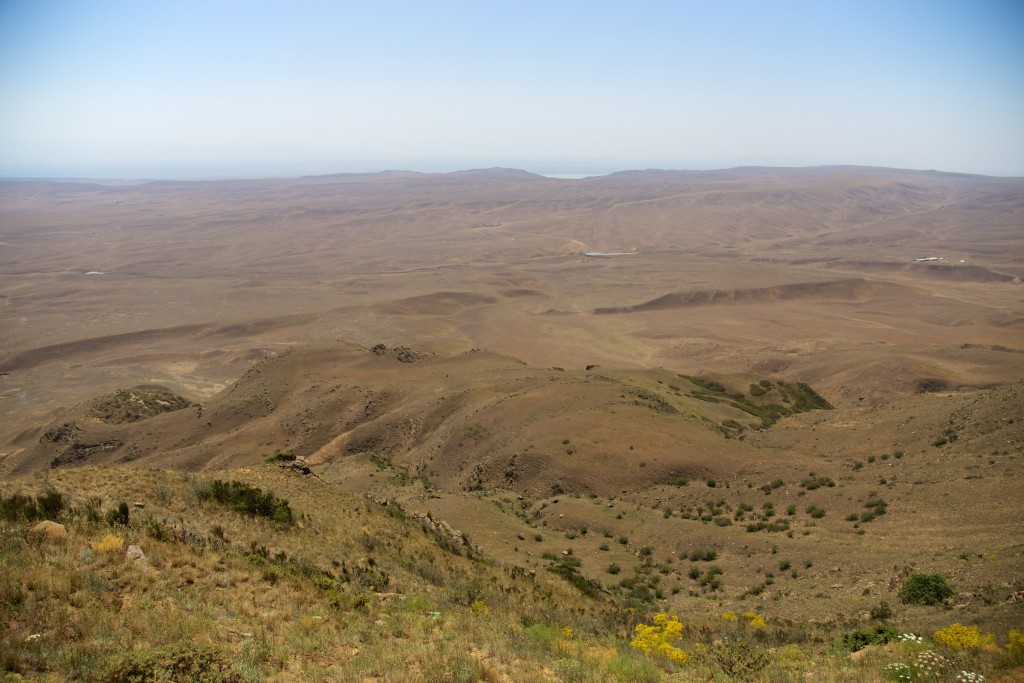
top-left (1, 167), bottom-right (1023, 679)
top-left (3, 167), bottom-right (1022, 434)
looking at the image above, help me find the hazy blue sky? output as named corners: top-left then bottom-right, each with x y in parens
top-left (1, 0), bottom-right (1022, 178)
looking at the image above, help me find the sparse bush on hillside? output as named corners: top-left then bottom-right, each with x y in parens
top-left (899, 573), bottom-right (954, 605)
top-left (777, 381), bottom-right (833, 411)
top-left (806, 505), bottom-right (826, 519)
top-left (800, 475), bottom-right (835, 490)
top-left (860, 494), bottom-right (888, 523)
top-left (697, 565), bottom-right (723, 591)
top-left (266, 449), bottom-right (296, 463)
top-left (106, 501), bottom-right (130, 526)
top-left (103, 643), bottom-right (242, 682)
top-left (706, 640), bottom-right (770, 680)
top-left (840, 624), bottom-right (899, 652)
top-left (545, 553), bottom-right (602, 598)
top-left (0, 489), bottom-right (65, 523)
top-left (685, 376), bottom-right (727, 394)
top-left (870, 601), bottom-right (893, 621)
top-left (196, 480), bottom-right (294, 525)
top-left (745, 520), bottom-right (790, 533)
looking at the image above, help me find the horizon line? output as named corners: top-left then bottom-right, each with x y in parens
top-left (1, 162), bottom-right (1021, 184)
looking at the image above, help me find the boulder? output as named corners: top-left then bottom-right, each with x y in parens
top-left (125, 544), bottom-right (146, 563)
top-left (30, 520), bottom-right (67, 543)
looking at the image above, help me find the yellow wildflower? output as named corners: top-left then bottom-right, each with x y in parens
top-left (631, 613), bottom-right (689, 665)
top-left (934, 623), bottom-right (986, 650)
top-left (90, 533), bottom-right (124, 554)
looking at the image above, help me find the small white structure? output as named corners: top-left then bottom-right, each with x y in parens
top-left (914, 256), bottom-right (941, 262)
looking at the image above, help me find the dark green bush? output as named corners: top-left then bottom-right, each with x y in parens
top-left (265, 449), bottom-right (296, 463)
top-left (0, 490), bottom-right (65, 523)
top-left (546, 555), bottom-right (602, 598)
top-left (0, 494), bottom-right (40, 522)
top-left (196, 480), bottom-right (294, 525)
top-left (839, 625), bottom-right (899, 652)
top-left (899, 573), bottom-right (954, 605)
top-left (35, 491), bottom-right (65, 520)
top-left (870, 601), bottom-right (893, 620)
top-left (106, 501), bottom-right (130, 526)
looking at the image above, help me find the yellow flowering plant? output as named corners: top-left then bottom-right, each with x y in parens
top-left (933, 623), bottom-right (994, 651)
top-left (742, 611), bottom-right (766, 628)
top-left (630, 613), bottom-right (689, 665)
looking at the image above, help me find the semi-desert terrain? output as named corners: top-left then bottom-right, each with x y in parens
top-left (1, 166), bottom-right (1022, 681)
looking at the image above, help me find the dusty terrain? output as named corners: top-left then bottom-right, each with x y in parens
top-left (1, 166), bottom-right (1023, 640)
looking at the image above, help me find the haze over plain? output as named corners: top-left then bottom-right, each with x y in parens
top-left (1, 0), bottom-right (1023, 178)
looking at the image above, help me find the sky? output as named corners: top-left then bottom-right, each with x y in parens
top-left (1, 0), bottom-right (1022, 178)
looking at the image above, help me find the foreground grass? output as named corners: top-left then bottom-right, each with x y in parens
top-left (1, 466), bottom-right (1021, 682)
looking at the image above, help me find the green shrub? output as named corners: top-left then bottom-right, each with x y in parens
top-left (708, 640), bottom-right (770, 680)
top-left (839, 624), bottom-right (899, 652)
top-left (899, 573), bottom-right (954, 605)
top-left (265, 449), bottom-right (296, 463)
top-left (36, 490), bottom-right (66, 520)
top-left (698, 565), bottom-right (723, 590)
top-left (105, 501), bottom-right (130, 526)
top-left (196, 480), bottom-right (294, 525)
top-left (0, 490), bottom-right (66, 522)
top-left (103, 643), bottom-right (242, 682)
top-left (1, 493), bottom-right (41, 522)
top-left (870, 601), bottom-right (893, 620)
top-left (546, 555), bottom-right (602, 597)
top-left (689, 548), bottom-right (717, 561)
